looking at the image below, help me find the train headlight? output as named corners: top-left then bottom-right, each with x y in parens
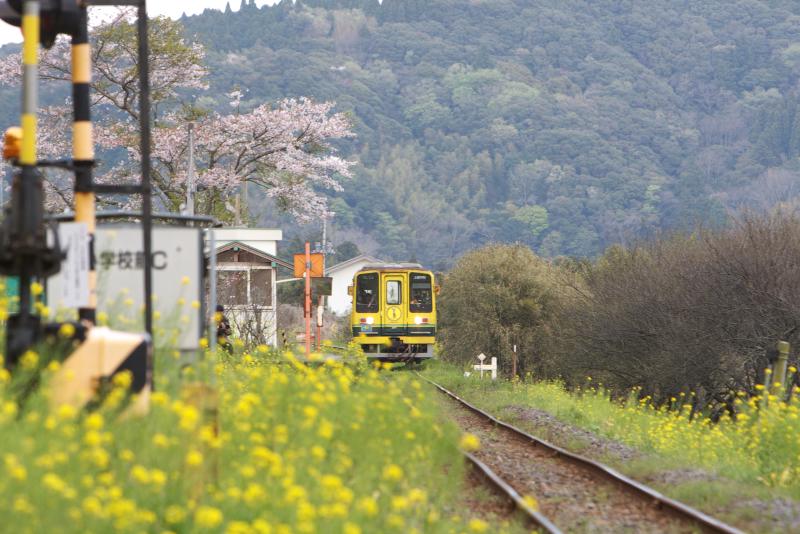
top-left (414, 316), bottom-right (423, 325)
top-left (366, 317), bottom-right (374, 325)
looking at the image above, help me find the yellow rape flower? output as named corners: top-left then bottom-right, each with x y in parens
top-left (391, 496), bottom-right (409, 511)
top-left (225, 521), bottom-right (252, 534)
top-left (356, 496), bottom-right (378, 517)
top-left (382, 463), bottom-right (404, 481)
top-left (13, 497), bottom-right (33, 514)
top-left (20, 350), bottom-right (38, 370)
top-left (8, 464), bottom-right (26, 481)
top-left (131, 465), bottom-right (150, 484)
top-left (185, 450), bottom-right (204, 467)
top-left (58, 322), bottom-right (76, 338)
top-left (42, 472), bottom-right (67, 493)
top-left (30, 281), bottom-right (44, 296)
top-left (153, 433), bottom-right (170, 448)
top-left (468, 519), bottom-right (489, 533)
top-left (151, 391), bottom-right (169, 406)
top-left (84, 413), bottom-right (104, 430)
top-left (112, 370), bottom-right (132, 388)
top-left (193, 506), bottom-right (223, 529)
top-left (165, 505), bottom-right (187, 524)
top-left (318, 419), bottom-right (334, 439)
top-left (459, 433), bottom-right (481, 452)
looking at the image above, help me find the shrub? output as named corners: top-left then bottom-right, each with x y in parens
top-left (565, 213), bottom-right (800, 401)
top-left (437, 244), bottom-right (574, 378)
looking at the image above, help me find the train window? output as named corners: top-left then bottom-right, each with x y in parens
top-left (410, 273), bottom-right (433, 313)
top-left (386, 280), bottom-right (401, 305)
top-left (356, 273), bottom-right (379, 313)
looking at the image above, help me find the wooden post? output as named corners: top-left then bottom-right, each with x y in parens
top-left (773, 341), bottom-right (790, 395)
top-left (512, 343), bottom-right (518, 379)
top-left (316, 295), bottom-right (324, 350)
top-left (304, 242), bottom-right (311, 359)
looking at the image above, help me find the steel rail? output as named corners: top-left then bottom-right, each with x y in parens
top-left (418, 373), bottom-right (745, 534)
top-left (464, 452), bottom-right (562, 534)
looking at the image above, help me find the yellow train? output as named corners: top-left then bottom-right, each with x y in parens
top-left (350, 263), bottom-right (437, 361)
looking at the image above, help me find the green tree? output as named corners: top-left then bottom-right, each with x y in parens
top-left (438, 244), bottom-right (571, 378)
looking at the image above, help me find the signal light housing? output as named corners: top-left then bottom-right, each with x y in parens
top-left (0, 0), bottom-right (81, 48)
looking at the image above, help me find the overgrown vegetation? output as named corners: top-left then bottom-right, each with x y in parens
top-left (0, 339), bottom-right (518, 533)
top-left (439, 214), bottom-right (800, 403)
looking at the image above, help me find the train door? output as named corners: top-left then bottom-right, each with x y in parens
top-left (383, 274), bottom-right (406, 334)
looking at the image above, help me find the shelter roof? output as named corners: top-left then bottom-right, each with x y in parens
top-left (214, 241), bottom-right (293, 270)
top-left (325, 254), bottom-right (383, 275)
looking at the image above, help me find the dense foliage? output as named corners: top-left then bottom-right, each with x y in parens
top-left (176, 0), bottom-right (800, 266)
top-left (438, 215), bottom-right (800, 402)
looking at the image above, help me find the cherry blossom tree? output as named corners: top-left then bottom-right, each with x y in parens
top-left (0, 8), bottom-right (354, 221)
top-left (103, 96), bottom-right (354, 221)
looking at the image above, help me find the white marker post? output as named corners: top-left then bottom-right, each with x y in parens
top-left (474, 353), bottom-right (498, 380)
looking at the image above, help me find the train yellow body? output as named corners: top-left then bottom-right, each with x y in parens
top-left (350, 263), bottom-right (436, 361)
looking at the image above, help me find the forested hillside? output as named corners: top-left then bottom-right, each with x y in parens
top-left (12, 0), bottom-right (800, 267)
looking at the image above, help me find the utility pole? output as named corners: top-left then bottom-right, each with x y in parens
top-left (315, 217), bottom-right (332, 349)
top-left (304, 241), bottom-right (312, 359)
top-left (184, 122), bottom-right (195, 216)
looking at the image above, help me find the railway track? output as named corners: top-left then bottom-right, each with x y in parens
top-left (419, 374), bottom-right (745, 534)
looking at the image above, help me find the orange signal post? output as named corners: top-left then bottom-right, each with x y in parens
top-left (304, 242), bottom-right (312, 359)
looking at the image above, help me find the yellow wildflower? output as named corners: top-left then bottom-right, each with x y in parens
top-left (58, 322), bottom-right (76, 338)
top-left (20, 350), bottom-right (38, 370)
top-left (30, 281), bottom-right (44, 296)
top-left (185, 450), bottom-right (203, 467)
top-left (194, 506), bottom-right (223, 529)
top-left (459, 433), bottom-right (481, 452)
top-left (84, 413), bottom-right (104, 430)
top-left (469, 519), bottom-right (489, 533)
top-left (356, 496), bottom-right (378, 517)
top-left (165, 505), bottom-right (187, 524)
top-left (382, 463), bottom-right (404, 481)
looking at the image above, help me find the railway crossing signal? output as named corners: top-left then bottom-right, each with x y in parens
top-left (0, 0), bottom-right (81, 48)
top-left (0, 0), bottom-right (155, 410)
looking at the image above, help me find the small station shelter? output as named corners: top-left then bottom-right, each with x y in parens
top-left (210, 228), bottom-right (291, 346)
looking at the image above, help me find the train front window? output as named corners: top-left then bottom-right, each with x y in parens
top-left (356, 273), bottom-right (379, 313)
top-left (386, 280), bottom-right (401, 305)
top-left (410, 273), bottom-right (433, 313)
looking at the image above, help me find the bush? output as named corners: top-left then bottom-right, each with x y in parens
top-left (439, 214), bottom-right (800, 404)
top-left (563, 213), bottom-right (800, 401)
top-left (437, 244), bottom-right (574, 378)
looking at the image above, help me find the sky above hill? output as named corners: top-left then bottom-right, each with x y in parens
top-left (0, 1), bottom-right (278, 45)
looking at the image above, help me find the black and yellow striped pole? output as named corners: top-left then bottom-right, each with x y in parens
top-left (71, 4), bottom-right (95, 324)
top-left (19, 0), bottom-right (37, 169)
top-left (1, 0), bottom-right (60, 365)
top-left (12, 0), bottom-right (41, 361)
